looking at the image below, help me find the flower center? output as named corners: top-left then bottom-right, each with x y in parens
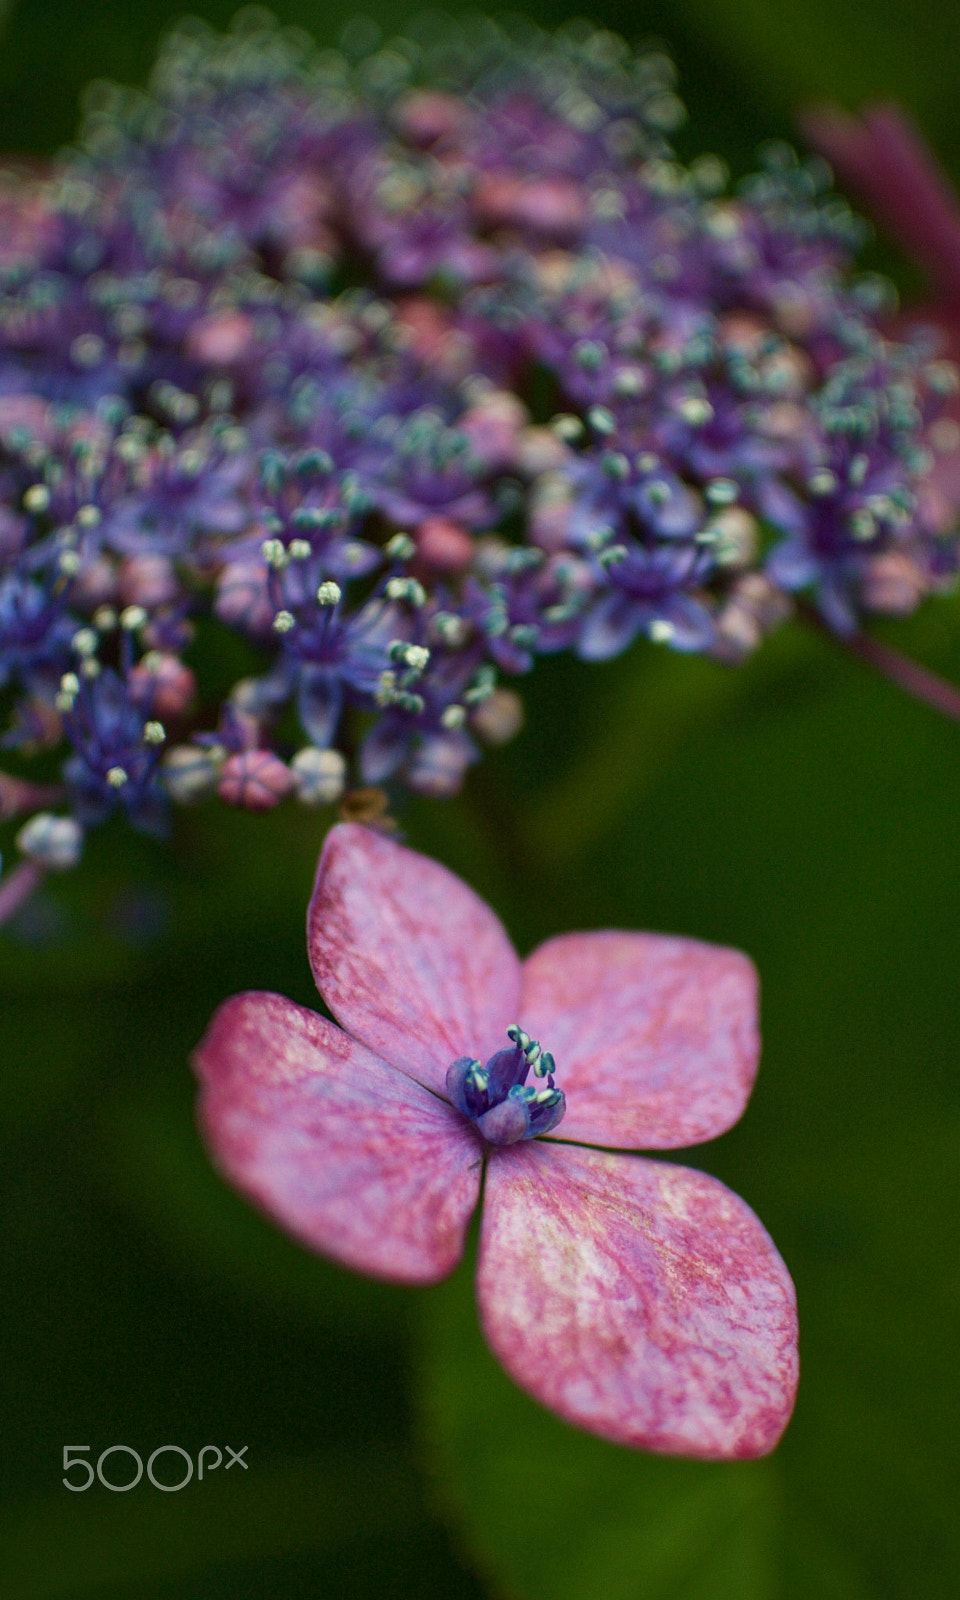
top-left (445, 1025), bottom-right (566, 1146)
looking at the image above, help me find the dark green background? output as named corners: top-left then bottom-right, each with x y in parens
top-left (2, 2), bottom-right (960, 1596)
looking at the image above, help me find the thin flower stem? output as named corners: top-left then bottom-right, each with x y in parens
top-left (798, 601), bottom-right (960, 722)
top-left (0, 860), bottom-right (45, 928)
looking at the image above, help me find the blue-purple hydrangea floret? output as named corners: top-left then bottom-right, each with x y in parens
top-left (0, 10), bottom-right (957, 869)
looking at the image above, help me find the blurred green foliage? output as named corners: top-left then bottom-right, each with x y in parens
top-left (3, 1), bottom-right (960, 1596)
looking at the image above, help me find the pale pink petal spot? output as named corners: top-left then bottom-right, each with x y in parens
top-left (308, 824), bottom-right (522, 1094)
top-left (194, 991), bottom-right (482, 1285)
top-left (519, 931), bottom-right (758, 1149)
top-left (478, 1142), bottom-right (798, 1458)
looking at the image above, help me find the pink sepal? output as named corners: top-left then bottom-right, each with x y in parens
top-left (478, 1142), bottom-right (798, 1459)
top-left (194, 991), bottom-right (483, 1285)
top-left (519, 931), bottom-right (758, 1149)
top-left (308, 824), bottom-right (522, 1095)
top-left (801, 103), bottom-right (960, 305)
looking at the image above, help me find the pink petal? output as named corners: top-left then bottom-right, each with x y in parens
top-left (801, 103), bottom-right (960, 304)
top-left (519, 931), bottom-right (758, 1149)
top-left (194, 990), bottom-right (482, 1285)
top-left (308, 824), bottom-right (522, 1095)
top-left (478, 1142), bottom-right (798, 1458)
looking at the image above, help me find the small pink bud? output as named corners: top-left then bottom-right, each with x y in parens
top-left (71, 555), bottom-right (118, 608)
top-left (218, 750), bottom-right (293, 811)
top-left (470, 688), bottom-right (524, 746)
top-left (461, 391), bottom-right (528, 469)
top-left (119, 554), bottom-right (178, 609)
top-left (860, 551), bottom-right (929, 615)
top-left (187, 312), bottom-right (256, 366)
top-left (414, 517), bottom-right (476, 574)
top-left (128, 653), bottom-right (196, 718)
top-left (214, 561), bottom-right (274, 634)
top-left (394, 90), bottom-right (468, 146)
top-left (473, 174), bottom-right (586, 236)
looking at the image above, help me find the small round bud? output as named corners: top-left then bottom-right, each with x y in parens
top-left (550, 414), bottom-right (584, 441)
top-left (260, 538), bottom-right (288, 569)
top-left (587, 405), bottom-right (616, 436)
top-left (414, 517), bottom-right (474, 573)
top-left (119, 555), bottom-right (178, 609)
top-left (705, 478), bottom-right (739, 506)
top-left (58, 550), bottom-right (82, 576)
top-left (106, 766), bottom-right (128, 788)
top-left (471, 688), bottom-right (523, 745)
top-left (288, 539), bottom-right (312, 560)
top-left (407, 735), bottom-right (471, 798)
top-left (316, 581), bottom-right (342, 606)
top-left (218, 749), bottom-right (293, 812)
top-left (16, 813), bottom-right (83, 871)
top-left (290, 746), bottom-right (347, 805)
top-left (385, 576), bottom-right (427, 607)
top-left (143, 721), bottom-right (166, 745)
top-left (273, 609), bottom-right (296, 633)
top-left (162, 745), bottom-right (223, 803)
top-left (76, 504), bottom-right (102, 529)
top-left (128, 653), bottom-right (196, 718)
top-left (120, 605), bottom-right (147, 631)
top-left (71, 627), bottom-right (98, 657)
top-left (430, 611), bottom-right (468, 647)
top-left (81, 658), bottom-right (101, 679)
top-left (23, 484), bottom-right (50, 514)
top-left (649, 618), bottom-right (676, 644)
top-left (385, 532), bottom-right (415, 560)
top-left (60, 672), bottom-right (80, 696)
top-left (93, 606), bottom-right (117, 631)
top-left (677, 395), bottom-right (713, 426)
top-left (440, 703), bottom-right (466, 729)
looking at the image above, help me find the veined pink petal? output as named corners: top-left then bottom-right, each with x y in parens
top-left (519, 931), bottom-right (758, 1149)
top-left (478, 1143), bottom-right (798, 1458)
top-left (194, 990), bottom-right (482, 1285)
top-left (308, 824), bottom-right (522, 1094)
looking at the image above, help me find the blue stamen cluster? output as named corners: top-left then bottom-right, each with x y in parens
top-left (446, 1025), bottom-right (566, 1146)
top-left (1, 11), bottom-right (957, 896)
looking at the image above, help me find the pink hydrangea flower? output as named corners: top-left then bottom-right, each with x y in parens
top-left (193, 823), bottom-right (798, 1459)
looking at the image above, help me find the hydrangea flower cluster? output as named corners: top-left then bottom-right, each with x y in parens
top-left (1, 11), bottom-right (958, 907)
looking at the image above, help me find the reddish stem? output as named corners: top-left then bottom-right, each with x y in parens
top-left (0, 859), bottom-right (45, 928)
top-left (799, 602), bottom-right (960, 722)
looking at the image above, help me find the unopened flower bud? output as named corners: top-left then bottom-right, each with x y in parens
top-left (218, 750), bottom-right (293, 811)
top-left (162, 744), bottom-right (223, 803)
top-left (290, 746), bottom-right (347, 805)
top-left (470, 688), bottom-right (524, 745)
top-left (23, 484), bottom-right (50, 513)
top-left (71, 627), bottom-right (98, 657)
top-left (16, 812), bottom-right (83, 870)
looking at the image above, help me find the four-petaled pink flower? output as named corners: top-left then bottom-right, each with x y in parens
top-left (193, 824), bottom-right (798, 1459)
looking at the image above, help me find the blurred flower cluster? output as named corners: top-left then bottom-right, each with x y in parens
top-left (1, 9), bottom-right (958, 904)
